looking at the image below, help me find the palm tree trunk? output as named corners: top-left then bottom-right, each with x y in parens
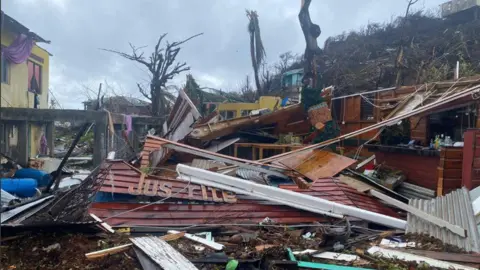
top-left (250, 32), bottom-right (262, 95)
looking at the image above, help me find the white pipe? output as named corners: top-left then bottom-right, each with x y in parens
top-left (176, 164), bottom-right (407, 229)
top-left (178, 174), bottom-right (344, 219)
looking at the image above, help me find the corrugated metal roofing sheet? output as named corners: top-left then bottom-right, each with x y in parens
top-left (236, 168), bottom-right (268, 184)
top-left (275, 150), bottom-right (357, 180)
top-left (1, 196), bottom-right (54, 224)
top-left (89, 201), bottom-right (326, 226)
top-left (279, 179), bottom-right (400, 218)
top-left (406, 187), bottom-right (480, 252)
top-left (99, 161), bottom-right (238, 203)
top-left (397, 182), bottom-right (435, 200)
top-left (190, 159), bottom-right (226, 170)
top-left (91, 161), bottom-right (400, 227)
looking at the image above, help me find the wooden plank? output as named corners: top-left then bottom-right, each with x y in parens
top-left (441, 148), bottom-right (463, 159)
top-left (85, 232), bottom-right (185, 260)
top-left (440, 159), bottom-right (463, 169)
top-left (168, 230), bottom-right (224, 250)
top-left (367, 246), bottom-right (477, 270)
top-left (133, 247), bottom-right (162, 270)
top-left (89, 213), bottom-right (115, 233)
top-left (396, 249), bottom-right (480, 264)
top-left (443, 169), bottom-right (463, 178)
top-left (130, 236), bottom-right (198, 270)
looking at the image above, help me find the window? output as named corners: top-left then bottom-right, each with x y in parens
top-left (1, 54), bottom-right (9, 84)
top-left (220, 110), bottom-right (236, 120)
top-left (360, 93), bottom-right (375, 121)
top-left (241, 110), bottom-right (252, 116)
top-left (28, 61), bottom-right (42, 93)
top-left (332, 99), bottom-right (343, 121)
top-left (283, 75), bottom-right (293, 87)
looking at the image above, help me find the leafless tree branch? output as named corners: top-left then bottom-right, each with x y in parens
top-left (101, 32), bottom-right (203, 116)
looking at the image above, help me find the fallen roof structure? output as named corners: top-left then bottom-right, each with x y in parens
top-left (259, 79), bottom-right (480, 164)
top-left (140, 135), bottom-right (288, 179)
top-left (189, 103), bottom-right (311, 141)
top-left (90, 160), bottom-right (399, 226)
top-left (176, 164), bottom-right (406, 229)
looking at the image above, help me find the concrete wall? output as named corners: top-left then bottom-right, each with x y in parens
top-left (217, 96), bottom-right (282, 119)
top-left (1, 28), bottom-right (51, 158)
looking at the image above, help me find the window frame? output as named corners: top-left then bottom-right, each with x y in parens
top-left (1, 54), bottom-right (10, 84)
top-left (27, 60), bottom-right (42, 94)
top-left (360, 93), bottom-right (375, 121)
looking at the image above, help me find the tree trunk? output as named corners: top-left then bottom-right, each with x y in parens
top-left (150, 85), bottom-right (166, 117)
top-left (250, 32), bottom-right (262, 96)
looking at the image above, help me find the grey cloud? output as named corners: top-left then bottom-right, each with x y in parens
top-left (4, 0), bottom-right (445, 108)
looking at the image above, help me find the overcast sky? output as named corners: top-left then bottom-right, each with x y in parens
top-left (3, 0), bottom-right (445, 109)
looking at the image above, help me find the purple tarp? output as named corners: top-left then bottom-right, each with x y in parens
top-left (1, 34), bottom-right (34, 64)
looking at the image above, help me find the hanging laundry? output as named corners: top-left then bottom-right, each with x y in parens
top-left (124, 115), bottom-right (132, 136)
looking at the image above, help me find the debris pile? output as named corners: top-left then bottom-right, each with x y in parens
top-left (2, 77), bottom-right (480, 269)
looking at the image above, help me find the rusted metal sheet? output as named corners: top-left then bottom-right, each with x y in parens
top-left (99, 161), bottom-right (237, 203)
top-left (89, 202), bottom-right (327, 226)
top-left (275, 150), bottom-right (356, 180)
top-left (91, 161), bottom-right (399, 227)
top-left (279, 179), bottom-right (400, 218)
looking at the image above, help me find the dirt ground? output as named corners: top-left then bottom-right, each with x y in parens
top-left (0, 232), bottom-right (141, 270)
top-left (0, 230), bottom-right (473, 270)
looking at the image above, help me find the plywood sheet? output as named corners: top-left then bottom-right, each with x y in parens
top-left (276, 150), bottom-right (356, 180)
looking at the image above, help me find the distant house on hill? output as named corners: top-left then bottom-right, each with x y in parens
top-left (441, 0), bottom-right (479, 20)
top-left (83, 96), bottom-right (151, 115)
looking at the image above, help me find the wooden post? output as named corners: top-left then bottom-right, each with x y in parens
top-left (252, 146), bottom-right (257, 160)
top-left (93, 121), bottom-right (107, 166)
top-left (462, 130), bottom-right (475, 190)
top-left (259, 147), bottom-right (264, 159)
top-left (17, 121), bottom-right (29, 166)
top-left (46, 122), bottom-right (54, 157)
top-left (0, 123), bottom-right (5, 154)
top-left (234, 144), bottom-right (238, 157)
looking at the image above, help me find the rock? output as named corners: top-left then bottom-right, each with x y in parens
top-left (42, 243), bottom-right (61, 252)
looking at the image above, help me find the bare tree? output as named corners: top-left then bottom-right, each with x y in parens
top-left (275, 51), bottom-right (298, 74)
top-left (395, 0), bottom-right (419, 85)
top-left (240, 75), bottom-right (256, 102)
top-left (299, 0), bottom-right (322, 88)
top-left (260, 64), bottom-right (274, 95)
top-left (101, 33), bottom-right (203, 117)
top-left (246, 10), bottom-right (266, 94)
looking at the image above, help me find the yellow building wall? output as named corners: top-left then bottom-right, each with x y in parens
top-left (217, 96), bottom-right (282, 118)
top-left (1, 30), bottom-right (50, 158)
top-left (258, 96), bottom-right (281, 110)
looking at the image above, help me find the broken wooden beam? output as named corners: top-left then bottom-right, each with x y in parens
top-left (85, 232), bottom-right (185, 260)
top-left (168, 230), bottom-right (224, 250)
top-left (131, 236), bottom-right (198, 270)
top-left (90, 213), bottom-right (115, 234)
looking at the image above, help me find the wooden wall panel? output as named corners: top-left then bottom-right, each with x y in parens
top-left (344, 97), bottom-right (361, 122)
top-left (410, 116), bottom-right (428, 145)
top-left (462, 129), bottom-right (480, 190)
top-left (438, 147), bottom-right (463, 195)
top-left (375, 152), bottom-right (439, 190)
top-left (477, 106), bottom-right (480, 128)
